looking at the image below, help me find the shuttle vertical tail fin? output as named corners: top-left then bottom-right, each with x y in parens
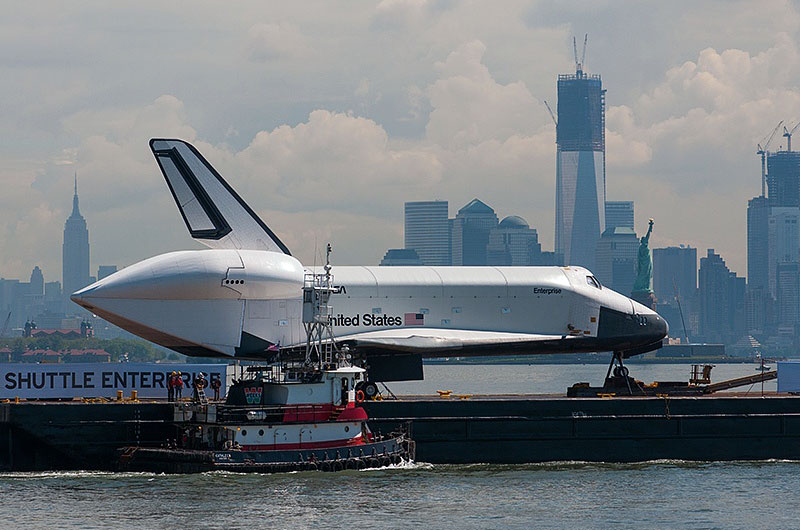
top-left (150, 138), bottom-right (291, 254)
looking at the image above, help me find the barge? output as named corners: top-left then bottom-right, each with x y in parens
top-left (2, 390), bottom-right (800, 471)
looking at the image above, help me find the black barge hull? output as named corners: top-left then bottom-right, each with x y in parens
top-left (365, 394), bottom-right (800, 463)
top-left (3, 394), bottom-right (800, 470)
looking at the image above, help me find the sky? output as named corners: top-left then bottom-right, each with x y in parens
top-left (2, 0), bottom-right (800, 282)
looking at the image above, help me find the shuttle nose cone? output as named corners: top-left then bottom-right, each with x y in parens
top-left (651, 313), bottom-right (668, 341)
top-left (630, 300), bottom-right (668, 343)
top-left (644, 312), bottom-right (669, 342)
top-left (70, 282), bottom-right (101, 311)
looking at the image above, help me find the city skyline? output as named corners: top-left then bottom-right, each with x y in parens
top-left (2, 3), bottom-right (800, 280)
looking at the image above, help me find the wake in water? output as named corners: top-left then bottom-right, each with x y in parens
top-left (358, 458), bottom-right (434, 472)
top-left (411, 458), bottom-right (800, 475)
top-left (2, 458), bottom-right (799, 481)
top-left (0, 470), bottom-right (160, 480)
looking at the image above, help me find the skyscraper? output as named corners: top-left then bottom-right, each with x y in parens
top-left (487, 216), bottom-right (541, 266)
top-left (604, 201), bottom-right (634, 231)
top-left (653, 246), bottom-right (698, 306)
top-left (653, 246), bottom-right (697, 338)
top-left (97, 265), bottom-right (117, 281)
top-left (767, 207), bottom-right (800, 298)
top-left (699, 249), bottom-right (745, 342)
top-left (404, 201), bottom-right (450, 266)
top-left (29, 266), bottom-right (44, 297)
top-left (379, 249), bottom-right (424, 266)
top-left (745, 287), bottom-right (771, 334)
top-left (747, 196), bottom-right (770, 290)
top-left (62, 175), bottom-right (90, 298)
top-left (450, 199), bottom-right (499, 266)
top-left (776, 261), bottom-right (800, 330)
top-left (555, 57), bottom-right (605, 269)
top-left (594, 226), bottom-right (638, 295)
top-left (767, 151), bottom-right (800, 206)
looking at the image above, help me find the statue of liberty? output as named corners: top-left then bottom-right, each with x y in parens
top-left (631, 219), bottom-right (656, 309)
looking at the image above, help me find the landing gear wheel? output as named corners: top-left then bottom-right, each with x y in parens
top-left (605, 351), bottom-right (634, 395)
top-left (362, 382), bottom-right (379, 400)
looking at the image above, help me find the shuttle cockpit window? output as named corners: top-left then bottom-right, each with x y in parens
top-left (586, 275), bottom-right (602, 289)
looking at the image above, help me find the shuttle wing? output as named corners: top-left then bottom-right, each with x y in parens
top-left (149, 139), bottom-right (291, 255)
top-left (337, 328), bottom-right (577, 357)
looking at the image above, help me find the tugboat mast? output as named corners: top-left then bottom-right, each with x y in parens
top-left (302, 243), bottom-right (344, 370)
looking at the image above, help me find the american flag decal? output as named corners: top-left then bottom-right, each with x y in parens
top-left (405, 313), bottom-right (424, 325)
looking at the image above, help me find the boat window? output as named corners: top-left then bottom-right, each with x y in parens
top-left (586, 275), bottom-right (602, 289)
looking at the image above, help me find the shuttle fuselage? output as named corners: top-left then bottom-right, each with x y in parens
top-left (73, 248), bottom-right (666, 360)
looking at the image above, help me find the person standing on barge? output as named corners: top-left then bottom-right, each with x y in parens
top-left (210, 376), bottom-right (221, 401)
top-left (175, 371), bottom-right (184, 401)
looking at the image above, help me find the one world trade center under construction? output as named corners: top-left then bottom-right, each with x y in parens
top-left (555, 36), bottom-right (606, 270)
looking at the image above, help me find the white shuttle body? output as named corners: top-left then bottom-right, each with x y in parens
top-left (72, 139), bottom-right (667, 381)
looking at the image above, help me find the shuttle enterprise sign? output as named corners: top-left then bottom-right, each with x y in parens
top-left (0, 363), bottom-right (226, 400)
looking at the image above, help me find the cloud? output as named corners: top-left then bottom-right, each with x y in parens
top-left (246, 22), bottom-right (310, 62)
top-left (426, 40), bottom-right (545, 148)
top-left (372, 0), bottom-right (431, 29)
top-left (5, 2), bottom-right (800, 281)
top-left (231, 109), bottom-right (442, 217)
top-left (602, 34), bottom-right (800, 275)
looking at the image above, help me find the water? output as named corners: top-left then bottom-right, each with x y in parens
top-left (0, 363), bottom-right (793, 529)
top-left (389, 361), bottom-right (778, 395)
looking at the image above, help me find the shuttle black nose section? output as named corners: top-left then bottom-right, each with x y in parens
top-left (597, 306), bottom-right (668, 353)
top-left (649, 313), bottom-right (668, 342)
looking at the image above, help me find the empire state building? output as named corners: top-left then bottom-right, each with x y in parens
top-left (63, 175), bottom-right (90, 297)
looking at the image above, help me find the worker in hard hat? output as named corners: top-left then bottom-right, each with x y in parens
top-left (167, 371), bottom-right (176, 402)
top-left (175, 371), bottom-right (184, 401)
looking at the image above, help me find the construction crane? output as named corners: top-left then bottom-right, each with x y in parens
top-left (573, 34), bottom-right (588, 75)
top-left (544, 100), bottom-right (557, 127)
top-left (757, 120), bottom-right (783, 197)
top-left (783, 121), bottom-right (800, 152)
top-left (672, 278), bottom-right (690, 345)
top-left (581, 33), bottom-right (587, 69)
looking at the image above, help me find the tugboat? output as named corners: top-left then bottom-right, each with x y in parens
top-left (119, 365), bottom-right (412, 473)
top-left (118, 246), bottom-right (413, 473)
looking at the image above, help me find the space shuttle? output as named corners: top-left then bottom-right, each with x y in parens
top-left (71, 139), bottom-right (667, 383)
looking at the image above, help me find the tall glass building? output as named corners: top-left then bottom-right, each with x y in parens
top-left (767, 206), bottom-right (800, 298)
top-left (450, 199), bottom-right (499, 266)
top-left (699, 249), bottom-right (745, 342)
top-left (595, 227), bottom-right (638, 295)
top-left (555, 65), bottom-right (606, 270)
top-left (604, 201), bottom-right (634, 231)
top-left (487, 215), bottom-right (541, 266)
top-left (62, 176), bottom-right (90, 298)
top-left (404, 201), bottom-right (450, 266)
top-left (767, 151), bottom-right (800, 207)
top-left (653, 246), bottom-right (697, 307)
top-left (747, 196), bottom-right (770, 291)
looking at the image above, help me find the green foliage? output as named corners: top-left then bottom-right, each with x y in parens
top-left (0, 335), bottom-right (173, 362)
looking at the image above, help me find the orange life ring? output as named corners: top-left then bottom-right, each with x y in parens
top-left (356, 390), bottom-right (365, 403)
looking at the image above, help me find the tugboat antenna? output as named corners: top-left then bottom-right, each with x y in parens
top-left (302, 242), bottom-right (342, 370)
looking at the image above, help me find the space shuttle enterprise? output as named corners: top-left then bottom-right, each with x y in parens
top-left (71, 139), bottom-right (667, 383)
